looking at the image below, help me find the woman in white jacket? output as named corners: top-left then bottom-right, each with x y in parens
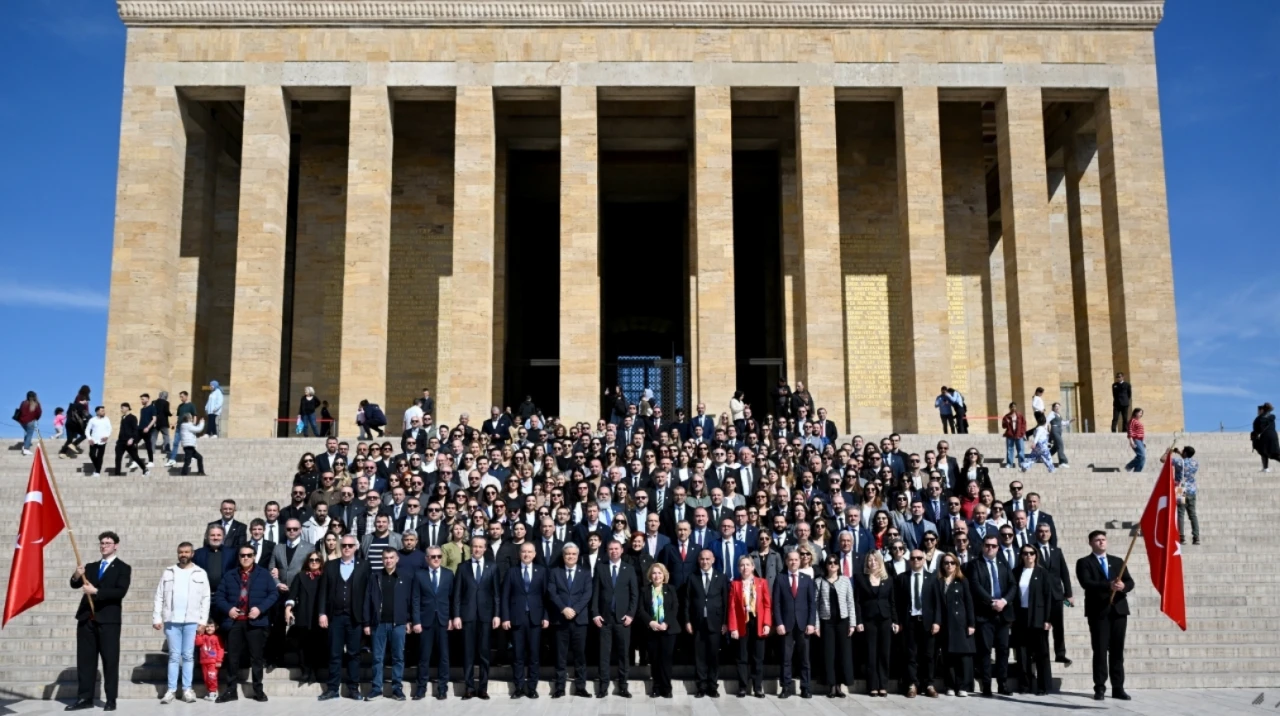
top-left (152, 543), bottom-right (211, 703)
top-left (178, 413), bottom-right (206, 476)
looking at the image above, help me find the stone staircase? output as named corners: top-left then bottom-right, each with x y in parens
top-left (0, 431), bottom-right (1276, 699)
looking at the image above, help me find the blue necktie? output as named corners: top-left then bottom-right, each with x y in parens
top-left (1100, 556), bottom-right (1109, 580)
top-left (989, 560), bottom-right (999, 595)
top-left (98, 560), bottom-right (108, 580)
top-left (432, 569), bottom-right (438, 591)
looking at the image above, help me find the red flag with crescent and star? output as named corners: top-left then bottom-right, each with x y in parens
top-left (1138, 454), bottom-right (1187, 630)
top-left (3, 446), bottom-right (67, 627)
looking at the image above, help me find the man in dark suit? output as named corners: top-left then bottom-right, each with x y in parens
top-left (453, 535), bottom-right (501, 698)
top-left (416, 503), bottom-right (448, 549)
top-left (683, 550), bottom-right (729, 697)
top-left (772, 551), bottom-right (817, 698)
top-left (590, 540), bottom-right (639, 697)
top-left (317, 535), bottom-right (371, 701)
top-left (921, 480), bottom-right (949, 525)
top-left (732, 506), bottom-right (759, 551)
top-left (209, 499), bottom-right (248, 551)
top-left (482, 406), bottom-right (513, 447)
top-left (689, 404), bottom-right (716, 443)
top-left (1035, 523), bottom-right (1073, 667)
top-left (572, 503), bottom-right (608, 550)
top-left (666, 521), bottom-right (700, 590)
top-left (710, 517), bottom-right (748, 579)
top-left (66, 531), bottom-right (132, 712)
top-left (1075, 530), bottom-right (1134, 701)
top-left (1025, 493), bottom-right (1058, 547)
top-left (214, 543), bottom-right (279, 703)
top-left (547, 543), bottom-right (592, 697)
top-left (501, 543), bottom-right (549, 698)
top-left (410, 545), bottom-right (454, 700)
top-left (315, 437), bottom-right (342, 474)
top-left (896, 549), bottom-right (944, 697)
top-left (535, 518), bottom-right (567, 568)
top-left (245, 519), bottom-right (277, 570)
top-left (660, 486), bottom-right (691, 539)
top-left (967, 535), bottom-right (1015, 696)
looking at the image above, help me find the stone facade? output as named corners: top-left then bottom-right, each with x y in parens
top-left (103, 0), bottom-right (1185, 434)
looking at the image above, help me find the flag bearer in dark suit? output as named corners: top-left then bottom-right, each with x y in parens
top-left (682, 549), bottom-right (729, 697)
top-left (547, 543), bottom-right (593, 697)
top-left (1075, 530), bottom-right (1133, 701)
top-left (363, 549), bottom-right (413, 701)
top-left (66, 531), bottom-right (132, 712)
top-left (590, 540), bottom-right (639, 697)
top-left (1011, 547), bottom-right (1054, 695)
top-left (410, 546), bottom-right (454, 700)
top-left (772, 550), bottom-right (817, 698)
top-left (453, 535), bottom-right (501, 699)
top-left (501, 543), bottom-right (549, 698)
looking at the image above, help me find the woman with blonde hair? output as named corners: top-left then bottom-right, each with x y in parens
top-left (854, 551), bottom-right (895, 697)
top-left (636, 562), bottom-right (678, 698)
top-left (298, 386), bottom-right (321, 437)
top-left (441, 521), bottom-right (471, 572)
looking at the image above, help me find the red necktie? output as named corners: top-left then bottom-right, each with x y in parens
top-left (843, 556), bottom-right (850, 578)
top-left (681, 543), bottom-right (687, 561)
top-left (791, 573), bottom-right (798, 597)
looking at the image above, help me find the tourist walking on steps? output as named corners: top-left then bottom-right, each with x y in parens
top-left (62, 385), bottom-right (92, 458)
top-left (1001, 403), bottom-right (1027, 469)
top-left (179, 413), bottom-right (207, 476)
top-left (153, 391), bottom-right (173, 456)
top-left (935, 386), bottom-right (957, 434)
top-left (1046, 402), bottom-right (1070, 468)
top-left (15, 390), bottom-right (42, 456)
top-left (1124, 408), bottom-right (1146, 473)
top-left (86, 406), bottom-right (112, 478)
top-left (114, 403), bottom-right (147, 477)
top-left (204, 380), bottom-right (223, 439)
top-left (1251, 403), bottom-right (1279, 473)
top-left (1020, 413), bottom-right (1055, 474)
top-left (167, 391), bottom-right (197, 467)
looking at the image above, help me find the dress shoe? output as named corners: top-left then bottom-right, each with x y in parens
top-left (997, 683), bottom-right (1012, 696)
top-left (696, 688), bottom-right (705, 698)
top-left (925, 686), bottom-right (938, 698)
top-left (345, 691), bottom-right (364, 701)
top-left (436, 690), bottom-right (449, 701)
top-left (551, 688), bottom-right (565, 699)
top-left (1034, 689), bottom-right (1047, 696)
top-left (1055, 657), bottom-right (1073, 668)
top-left (253, 692), bottom-right (269, 703)
top-left (708, 688), bottom-right (719, 698)
top-left (738, 687), bottom-right (749, 698)
top-left (981, 687), bottom-right (993, 698)
top-left (64, 701), bottom-right (94, 712)
top-left (1093, 692), bottom-right (1106, 701)
top-left (478, 690), bottom-right (490, 700)
top-left (216, 691), bottom-right (239, 703)
top-left (574, 686), bottom-right (591, 698)
top-left (1113, 691), bottom-right (1132, 700)
top-left (778, 691), bottom-right (791, 699)
top-left (318, 690), bottom-right (340, 701)
top-left (462, 690), bottom-right (475, 700)
top-left (527, 687), bottom-right (540, 699)
top-left (511, 691), bottom-right (524, 699)
top-left (103, 703), bottom-right (116, 712)
top-left (800, 690), bottom-right (812, 699)
top-left (754, 689), bottom-right (765, 698)
top-left (619, 688), bottom-right (632, 698)
top-left (595, 686), bottom-right (607, 698)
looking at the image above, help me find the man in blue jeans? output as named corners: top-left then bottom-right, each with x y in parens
top-left (364, 549), bottom-right (413, 701)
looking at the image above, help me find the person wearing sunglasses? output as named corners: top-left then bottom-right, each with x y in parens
top-left (936, 553), bottom-right (975, 696)
top-left (972, 536), bottom-right (1015, 697)
top-left (1011, 546), bottom-right (1053, 695)
top-left (895, 549), bottom-right (942, 698)
top-left (212, 546), bottom-right (278, 703)
top-left (317, 537), bottom-right (372, 701)
top-left (283, 551), bottom-right (327, 685)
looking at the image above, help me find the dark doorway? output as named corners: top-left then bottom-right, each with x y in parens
top-left (503, 150), bottom-right (560, 415)
top-left (733, 150), bottom-right (785, 406)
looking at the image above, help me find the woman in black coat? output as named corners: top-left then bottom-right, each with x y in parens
top-left (1011, 547), bottom-right (1054, 695)
top-left (853, 552), bottom-right (895, 697)
top-left (1252, 403), bottom-right (1280, 471)
top-left (636, 563), bottom-right (679, 698)
top-left (624, 533), bottom-right (657, 666)
top-left (937, 553), bottom-right (975, 696)
top-left (282, 552), bottom-right (327, 683)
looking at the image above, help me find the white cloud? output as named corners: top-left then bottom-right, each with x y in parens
top-left (0, 285), bottom-right (108, 311)
top-left (1182, 382), bottom-right (1255, 398)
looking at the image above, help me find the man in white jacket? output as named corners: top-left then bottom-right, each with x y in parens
top-left (85, 406), bottom-right (112, 478)
top-left (152, 542), bottom-right (211, 703)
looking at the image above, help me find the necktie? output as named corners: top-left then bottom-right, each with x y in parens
top-left (681, 542), bottom-right (687, 560)
top-left (524, 566), bottom-right (531, 589)
top-left (932, 500), bottom-right (939, 519)
top-left (1005, 548), bottom-right (1013, 568)
top-left (843, 555), bottom-right (850, 578)
top-left (989, 560), bottom-right (1000, 595)
top-left (704, 573), bottom-right (709, 591)
top-left (268, 524), bottom-right (276, 542)
top-left (1042, 546), bottom-right (1050, 564)
top-left (1100, 556), bottom-right (1109, 579)
top-left (656, 491), bottom-right (664, 512)
top-left (791, 573), bottom-right (798, 597)
top-left (432, 569), bottom-right (439, 590)
top-left (913, 572), bottom-right (921, 612)
top-left (98, 560), bottom-right (108, 580)
top-left (474, 560), bottom-right (480, 580)
top-left (611, 564), bottom-right (618, 585)
top-left (1029, 512), bottom-right (1037, 533)
top-left (544, 539), bottom-right (552, 562)
top-left (567, 569), bottom-right (574, 587)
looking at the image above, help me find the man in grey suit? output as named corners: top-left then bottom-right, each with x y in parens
top-left (268, 518), bottom-right (314, 667)
top-left (900, 500), bottom-right (938, 551)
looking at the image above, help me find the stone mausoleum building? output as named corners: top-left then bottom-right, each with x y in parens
top-left (104, 0), bottom-right (1183, 437)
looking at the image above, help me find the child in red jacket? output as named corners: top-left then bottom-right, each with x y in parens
top-left (195, 622), bottom-right (223, 700)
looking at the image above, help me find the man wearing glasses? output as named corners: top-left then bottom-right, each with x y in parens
top-left (213, 544), bottom-right (278, 702)
top-left (411, 546), bottom-right (454, 700)
top-left (67, 532), bottom-right (133, 713)
top-left (895, 549), bottom-right (942, 698)
top-left (968, 536), bottom-right (1015, 697)
top-left (281, 486), bottom-right (312, 526)
top-left (317, 537), bottom-right (371, 701)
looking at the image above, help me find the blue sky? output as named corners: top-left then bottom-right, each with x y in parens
top-left (1, 1), bottom-right (1277, 436)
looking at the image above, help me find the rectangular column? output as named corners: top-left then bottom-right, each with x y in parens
top-left (103, 86), bottom-right (188, 404)
top-left (227, 86), bottom-right (291, 437)
top-left (173, 121), bottom-right (220, 396)
top-left (691, 86), bottom-right (737, 407)
top-left (338, 87), bottom-right (394, 426)
top-left (559, 86), bottom-right (601, 423)
top-left (794, 86), bottom-right (848, 428)
top-left (438, 86), bottom-right (496, 424)
top-left (995, 87), bottom-right (1060, 411)
top-left (896, 87), bottom-right (951, 432)
top-left (1096, 87), bottom-right (1184, 431)
top-left (1066, 134), bottom-right (1115, 431)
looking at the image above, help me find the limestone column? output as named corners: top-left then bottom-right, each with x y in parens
top-left (338, 87), bottom-right (394, 427)
top-left (227, 86), bottom-right (291, 437)
top-left (559, 86), bottom-right (601, 422)
top-left (1095, 88), bottom-right (1184, 430)
top-left (995, 87), bottom-right (1060, 410)
top-left (173, 121), bottom-right (220, 396)
top-left (438, 86), bottom-right (496, 425)
top-left (691, 86), bottom-right (737, 407)
top-left (895, 87), bottom-right (951, 432)
top-left (794, 87), bottom-right (848, 429)
top-left (103, 86), bottom-right (188, 404)
top-left (1065, 134), bottom-right (1115, 431)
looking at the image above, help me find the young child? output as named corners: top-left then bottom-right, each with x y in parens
top-left (52, 407), bottom-right (66, 438)
top-left (195, 622), bottom-right (224, 701)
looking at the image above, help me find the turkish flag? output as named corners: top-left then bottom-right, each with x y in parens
top-left (3, 446), bottom-right (67, 627)
top-left (1138, 455), bottom-right (1187, 631)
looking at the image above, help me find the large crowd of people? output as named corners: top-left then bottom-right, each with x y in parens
top-left (27, 380), bottom-right (1241, 709)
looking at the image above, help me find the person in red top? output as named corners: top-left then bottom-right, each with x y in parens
top-left (1124, 408), bottom-right (1146, 472)
top-left (727, 555), bottom-right (773, 697)
top-left (1001, 403), bottom-right (1027, 469)
top-left (195, 622), bottom-right (224, 701)
top-left (16, 390), bottom-right (42, 456)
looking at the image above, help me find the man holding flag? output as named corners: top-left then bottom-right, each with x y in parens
top-left (66, 531), bottom-right (132, 711)
top-left (1075, 530), bottom-right (1133, 701)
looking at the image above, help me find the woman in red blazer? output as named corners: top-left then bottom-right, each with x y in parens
top-left (727, 555), bottom-right (773, 698)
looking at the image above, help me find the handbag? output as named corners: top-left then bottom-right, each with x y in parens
top-left (295, 416), bottom-right (304, 435)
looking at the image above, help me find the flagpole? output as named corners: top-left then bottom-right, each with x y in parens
top-left (1110, 431), bottom-right (1181, 605)
top-left (35, 427), bottom-right (94, 617)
